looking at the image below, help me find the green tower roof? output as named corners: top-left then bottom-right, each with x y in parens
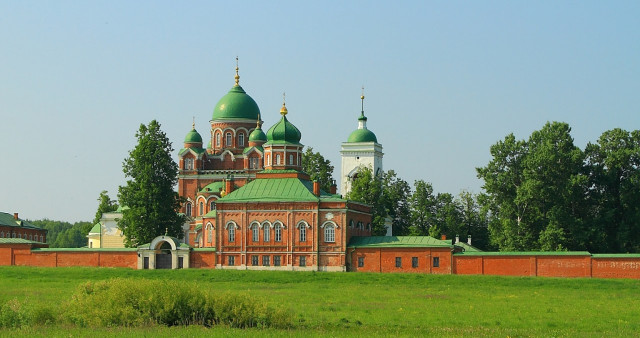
top-left (184, 126), bottom-right (203, 143)
top-left (212, 85), bottom-right (260, 121)
top-left (347, 128), bottom-right (377, 143)
top-left (265, 104), bottom-right (301, 145)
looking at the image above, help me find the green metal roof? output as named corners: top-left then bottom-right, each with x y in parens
top-left (248, 126), bottom-right (267, 142)
top-left (218, 177), bottom-right (319, 202)
top-left (591, 253), bottom-right (640, 258)
top-left (200, 181), bottom-right (224, 193)
top-left (347, 128), bottom-right (378, 143)
top-left (203, 210), bottom-right (217, 218)
top-left (32, 247), bottom-right (138, 252)
top-left (348, 236), bottom-right (453, 248)
top-left (454, 251), bottom-right (592, 256)
top-left (184, 127), bottom-right (203, 143)
top-left (0, 212), bottom-right (44, 230)
top-left (455, 242), bottom-right (482, 252)
top-left (0, 238), bottom-right (43, 245)
top-left (88, 223), bottom-right (101, 234)
top-left (243, 146), bottom-right (263, 154)
top-left (195, 224), bottom-right (202, 231)
top-left (179, 147), bottom-right (206, 156)
top-left (212, 85), bottom-right (260, 121)
top-left (265, 114), bottom-right (302, 145)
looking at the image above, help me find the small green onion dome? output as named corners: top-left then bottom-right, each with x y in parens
top-left (212, 85), bottom-right (260, 121)
top-left (265, 104), bottom-right (302, 144)
top-left (249, 126), bottom-right (267, 142)
top-left (347, 128), bottom-right (377, 143)
top-left (184, 127), bottom-right (203, 143)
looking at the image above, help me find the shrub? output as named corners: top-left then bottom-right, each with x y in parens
top-left (0, 299), bottom-right (27, 329)
top-left (62, 278), bottom-right (292, 329)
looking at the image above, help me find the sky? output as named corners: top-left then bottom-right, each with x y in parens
top-left (1, 1), bottom-right (639, 223)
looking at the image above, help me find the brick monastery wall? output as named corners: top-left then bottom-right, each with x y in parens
top-left (3, 243), bottom-right (640, 279)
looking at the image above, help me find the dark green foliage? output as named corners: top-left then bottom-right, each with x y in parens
top-left (346, 167), bottom-right (387, 235)
top-left (92, 190), bottom-right (118, 225)
top-left (301, 147), bottom-right (335, 192)
top-left (381, 170), bottom-right (412, 236)
top-left (478, 123), bottom-right (640, 253)
top-left (28, 219), bottom-right (93, 248)
top-left (584, 128), bottom-right (640, 252)
top-left (118, 120), bottom-right (185, 247)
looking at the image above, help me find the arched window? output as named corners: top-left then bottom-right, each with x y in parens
top-left (357, 222), bottom-right (363, 230)
top-left (289, 154), bottom-right (293, 165)
top-left (40, 235), bottom-right (44, 242)
top-left (12, 233), bottom-right (16, 238)
top-left (349, 220), bottom-right (354, 228)
top-left (252, 223), bottom-right (259, 242)
top-left (29, 234), bottom-right (32, 241)
top-left (199, 202), bottom-right (204, 215)
top-left (299, 225), bottom-right (306, 242)
top-left (185, 158), bottom-right (194, 170)
top-left (324, 224), bottom-right (335, 243)
top-left (210, 200), bottom-right (216, 211)
top-left (185, 203), bottom-right (192, 217)
top-left (225, 132), bottom-right (232, 147)
top-left (216, 133), bottom-right (221, 147)
top-left (263, 225), bottom-right (270, 242)
top-left (206, 223), bottom-right (213, 243)
top-left (238, 133), bottom-right (245, 147)
top-left (276, 154), bottom-right (281, 165)
top-left (274, 223), bottom-right (282, 242)
top-left (0, 232), bottom-right (4, 238)
top-left (228, 225), bottom-right (235, 242)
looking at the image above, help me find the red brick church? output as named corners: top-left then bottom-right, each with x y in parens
top-left (176, 64), bottom-right (374, 271)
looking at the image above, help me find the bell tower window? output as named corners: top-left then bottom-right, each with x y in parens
top-left (216, 133), bottom-right (221, 147)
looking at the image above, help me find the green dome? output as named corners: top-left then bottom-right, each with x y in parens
top-left (347, 128), bottom-right (378, 143)
top-left (212, 85), bottom-right (260, 120)
top-left (184, 128), bottom-right (203, 143)
top-left (266, 112), bottom-right (301, 145)
top-left (249, 127), bottom-right (267, 142)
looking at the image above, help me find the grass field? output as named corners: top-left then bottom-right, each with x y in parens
top-left (1, 266), bottom-right (639, 337)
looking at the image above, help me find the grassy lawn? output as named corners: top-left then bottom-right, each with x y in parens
top-left (1, 266), bottom-right (639, 337)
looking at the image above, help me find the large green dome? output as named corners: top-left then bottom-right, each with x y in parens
top-left (347, 128), bottom-right (378, 143)
top-left (212, 85), bottom-right (260, 121)
top-left (266, 106), bottom-right (301, 145)
top-left (184, 128), bottom-right (203, 143)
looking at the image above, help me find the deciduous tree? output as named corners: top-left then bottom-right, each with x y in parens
top-left (301, 147), bottom-right (335, 192)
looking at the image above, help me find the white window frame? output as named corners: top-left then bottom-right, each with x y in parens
top-left (225, 132), bottom-right (232, 147)
top-left (324, 224), bottom-right (335, 243)
top-left (238, 133), bottom-right (245, 147)
top-left (274, 223), bottom-right (282, 242)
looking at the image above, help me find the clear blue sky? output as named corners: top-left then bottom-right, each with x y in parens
top-left (1, 1), bottom-right (638, 223)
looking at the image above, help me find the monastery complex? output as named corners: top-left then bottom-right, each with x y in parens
top-left (2, 64), bottom-right (640, 279)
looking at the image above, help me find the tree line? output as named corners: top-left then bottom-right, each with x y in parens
top-left (345, 122), bottom-right (640, 253)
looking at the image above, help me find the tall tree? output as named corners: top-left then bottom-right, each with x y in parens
top-left (585, 128), bottom-right (640, 252)
top-left (301, 147), bottom-right (335, 192)
top-left (409, 180), bottom-right (438, 236)
top-left (346, 166), bottom-right (387, 235)
top-left (478, 122), bottom-right (585, 251)
top-left (93, 190), bottom-right (118, 225)
top-left (381, 170), bottom-right (411, 236)
top-left (117, 120), bottom-right (185, 247)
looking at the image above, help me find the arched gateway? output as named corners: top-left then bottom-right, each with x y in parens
top-left (137, 236), bottom-right (191, 269)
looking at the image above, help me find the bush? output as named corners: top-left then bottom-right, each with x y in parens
top-left (62, 278), bottom-right (292, 329)
top-left (0, 299), bottom-right (27, 329)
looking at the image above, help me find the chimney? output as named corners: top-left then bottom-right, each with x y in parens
top-left (313, 180), bottom-right (320, 196)
top-left (441, 234), bottom-right (446, 240)
top-left (455, 235), bottom-right (460, 244)
top-left (330, 180), bottom-right (337, 194)
top-left (13, 213), bottom-right (18, 220)
top-left (225, 178), bottom-right (233, 195)
top-left (467, 235), bottom-right (472, 245)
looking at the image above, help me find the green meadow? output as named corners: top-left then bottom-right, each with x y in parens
top-left (0, 266), bottom-right (639, 337)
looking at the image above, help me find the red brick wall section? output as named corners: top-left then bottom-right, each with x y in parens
top-left (97, 252), bottom-right (138, 269)
top-left (191, 251), bottom-right (216, 268)
top-left (592, 257), bottom-right (640, 279)
top-left (453, 256), bottom-right (483, 275)
top-left (536, 256), bottom-right (591, 278)
top-left (0, 248), bottom-right (12, 266)
top-left (351, 247), bottom-right (452, 274)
